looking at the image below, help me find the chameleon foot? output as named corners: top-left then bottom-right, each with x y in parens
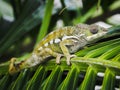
top-left (66, 54), bottom-right (76, 65)
top-left (56, 54), bottom-right (64, 64)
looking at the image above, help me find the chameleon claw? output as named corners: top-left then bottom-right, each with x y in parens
top-left (56, 54), bottom-right (64, 64)
top-left (56, 54), bottom-right (76, 65)
top-left (66, 54), bottom-right (76, 65)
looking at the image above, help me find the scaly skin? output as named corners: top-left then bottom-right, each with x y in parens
top-left (9, 24), bottom-right (107, 74)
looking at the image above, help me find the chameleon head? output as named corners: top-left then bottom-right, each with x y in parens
top-left (9, 58), bottom-right (21, 75)
top-left (75, 24), bottom-right (107, 36)
top-left (89, 24), bottom-right (107, 34)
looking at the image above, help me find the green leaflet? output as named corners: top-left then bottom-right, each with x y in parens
top-left (57, 64), bottom-right (80, 90)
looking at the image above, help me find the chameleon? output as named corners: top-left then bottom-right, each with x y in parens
top-left (9, 24), bottom-right (108, 74)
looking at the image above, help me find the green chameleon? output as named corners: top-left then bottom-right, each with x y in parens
top-left (9, 24), bottom-right (120, 74)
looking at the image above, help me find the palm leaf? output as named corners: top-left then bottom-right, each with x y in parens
top-left (0, 0), bottom-right (120, 90)
top-left (0, 38), bottom-right (120, 90)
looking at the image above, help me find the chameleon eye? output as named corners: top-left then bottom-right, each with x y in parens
top-left (90, 28), bottom-right (98, 34)
top-left (89, 24), bottom-right (99, 34)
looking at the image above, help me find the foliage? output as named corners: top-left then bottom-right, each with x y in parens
top-left (0, 0), bottom-right (120, 90)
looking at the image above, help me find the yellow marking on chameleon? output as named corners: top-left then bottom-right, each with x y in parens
top-left (36, 27), bottom-right (74, 49)
top-left (38, 47), bottom-right (43, 50)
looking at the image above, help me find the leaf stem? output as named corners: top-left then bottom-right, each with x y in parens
top-left (36, 0), bottom-right (54, 44)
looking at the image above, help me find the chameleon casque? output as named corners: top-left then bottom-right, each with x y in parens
top-left (9, 24), bottom-right (107, 74)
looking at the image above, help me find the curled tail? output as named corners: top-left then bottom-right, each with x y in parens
top-left (9, 58), bottom-right (25, 75)
top-left (9, 53), bottom-right (42, 75)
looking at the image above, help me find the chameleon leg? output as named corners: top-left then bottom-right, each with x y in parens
top-left (56, 54), bottom-right (63, 64)
top-left (43, 48), bottom-right (64, 64)
top-left (60, 39), bottom-right (76, 65)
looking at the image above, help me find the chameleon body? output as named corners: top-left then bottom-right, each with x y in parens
top-left (9, 24), bottom-right (107, 74)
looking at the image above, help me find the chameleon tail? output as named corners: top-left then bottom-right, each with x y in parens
top-left (9, 58), bottom-right (25, 75)
top-left (9, 54), bottom-right (41, 74)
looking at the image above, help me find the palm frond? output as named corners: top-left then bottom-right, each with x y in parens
top-left (0, 37), bottom-right (120, 90)
top-left (0, 0), bottom-right (120, 90)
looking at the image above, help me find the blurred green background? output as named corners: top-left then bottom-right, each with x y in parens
top-left (0, 0), bottom-right (120, 90)
top-left (0, 0), bottom-right (120, 62)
